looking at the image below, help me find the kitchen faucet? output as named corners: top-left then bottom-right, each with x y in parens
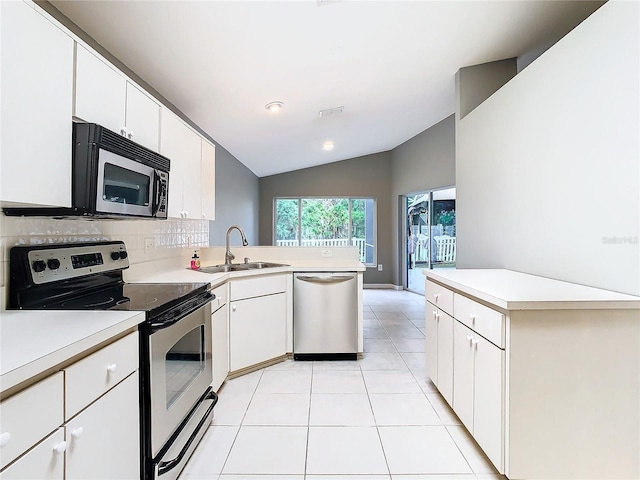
top-left (225, 225), bottom-right (248, 265)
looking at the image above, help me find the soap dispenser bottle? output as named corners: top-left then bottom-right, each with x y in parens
top-left (190, 251), bottom-right (201, 270)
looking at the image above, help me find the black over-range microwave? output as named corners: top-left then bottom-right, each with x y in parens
top-left (4, 123), bottom-right (170, 219)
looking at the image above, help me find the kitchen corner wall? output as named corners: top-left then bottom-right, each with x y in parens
top-left (456, 0), bottom-right (639, 295)
top-left (0, 214), bottom-right (208, 294)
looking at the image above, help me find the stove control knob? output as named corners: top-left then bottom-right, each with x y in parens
top-left (119, 251), bottom-right (128, 260)
top-left (47, 258), bottom-right (61, 270)
top-left (32, 260), bottom-right (46, 273)
top-left (111, 251), bottom-right (120, 261)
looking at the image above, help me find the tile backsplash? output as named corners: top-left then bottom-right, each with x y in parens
top-left (0, 214), bottom-right (209, 289)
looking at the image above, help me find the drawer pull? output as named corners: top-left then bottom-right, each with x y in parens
top-left (107, 363), bottom-right (118, 374)
top-left (0, 432), bottom-right (10, 448)
top-left (71, 427), bottom-right (84, 439)
top-left (53, 441), bottom-right (67, 454)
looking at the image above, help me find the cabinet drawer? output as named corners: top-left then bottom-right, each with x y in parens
top-left (425, 280), bottom-right (454, 315)
top-left (0, 428), bottom-right (64, 480)
top-left (65, 332), bottom-right (138, 420)
top-left (211, 283), bottom-right (228, 311)
top-left (454, 294), bottom-right (504, 348)
top-left (230, 274), bottom-right (287, 301)
top-left (0, 373), bottom-right (63, 470)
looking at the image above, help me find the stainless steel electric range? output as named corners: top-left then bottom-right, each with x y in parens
top-left (9, 241), bottom-right (217, 480)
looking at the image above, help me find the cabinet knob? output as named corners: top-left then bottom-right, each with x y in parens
top-left (232, 305), bottom-right (236, 312)
top-left (432, 310), bottom-right (440, 320)
top-left (470, 313), bottom-right (476, 322)
top-left (0, 432), bottom-right (10, 448)
top-left (202, 213), bottom-right (206, 219)
top-left (467, 334), bottom-right (473, 344)
top-left (71, 427), bottom-right (84, 439)
top-left (471, 338), bottom-right (479, 348)
top-left (433, 293), bottom-right (439, 301)
top-left (120, 127), bottom-right (127, 136)
top-left (127, 130), bottom-right (134, 139)
top-left (53, 441), bottom-right (67, 454)
top-left (107, 363), bottom-right (118, 374)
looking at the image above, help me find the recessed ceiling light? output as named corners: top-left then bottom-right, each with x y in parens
top-left (265, 101), bottom-right (284, 112)
top-left (323, 141), bottom-right (334, 151)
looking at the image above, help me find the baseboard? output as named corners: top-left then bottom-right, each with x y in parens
top-left (364, 284), bottom-right (403, 290)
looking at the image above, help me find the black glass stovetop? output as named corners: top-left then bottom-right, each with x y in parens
top-left (46, 282), bottom-right (210, 319)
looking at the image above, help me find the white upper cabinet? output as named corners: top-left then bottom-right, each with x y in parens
top-left (160, 108), bottom-right (202, 219)
top-left (201, 139), bottom-right (216, 220)
top-left (0, 1), bottom-right (74, 207)
top-left (75, 45), bottom-right (160, 152)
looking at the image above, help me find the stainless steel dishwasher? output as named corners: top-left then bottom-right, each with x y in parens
top-left (293, 272), bottom-right (358, 360)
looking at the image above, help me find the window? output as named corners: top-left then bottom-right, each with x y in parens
top-left (274, 197), bottom-right (376, 266)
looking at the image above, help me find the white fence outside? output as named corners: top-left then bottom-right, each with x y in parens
top-left (276, 238), bottom-right (367, 262)
top-left (415, 235), bottom-right (457, 263)
top-left (434, 236), bottom-right (456, 262)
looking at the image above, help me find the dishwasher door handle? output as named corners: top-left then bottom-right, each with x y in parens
top-left (296, 275), bottom-right (355, 284)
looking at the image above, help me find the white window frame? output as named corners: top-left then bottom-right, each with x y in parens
top-left (273, 196), bottom-right (377, 267)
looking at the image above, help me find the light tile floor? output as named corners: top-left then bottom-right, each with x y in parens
top-left (180, 289), bottom-right (505, 480)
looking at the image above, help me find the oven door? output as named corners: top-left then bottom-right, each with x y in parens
top-left (96, 148), bottom-right (157, 217)
top-left (149, 301), bottom-right (212, 456)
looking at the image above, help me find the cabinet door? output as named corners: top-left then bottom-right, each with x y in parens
top-left (75, 45), bottom-right (126, 133)
top-left (0, 1), bottom-right (73, 207)
top-left (0, 429), bottom-right (64, 480)
top-left (473, 335), bottom-right (504, 471)
top-left (201, 139), bottom-right (216, 220)
top-left (437, 311), bottom-right (454, 406)
top-left (160, 109), bottom-right (201, 219)
top-left (230, 293), bottom-right (287, 372)
top-left (453, 321), bottom-right (475, 432)
top-left (125, 82), bottom-right (160, 152)
top-left (425, 307), bottom-right (438, 385)
top-left (65, 372), bottom-right (139, 480)
top-left (211, 304), bottom-right (229, 392)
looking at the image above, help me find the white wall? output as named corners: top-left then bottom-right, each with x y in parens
top-left (456, 1), bottom-right (639, 295)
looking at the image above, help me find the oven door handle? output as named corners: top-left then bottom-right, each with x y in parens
top-left (157, 390), bottom-right (218, 476)
top-left (149, 292), bottom-right (214, 332)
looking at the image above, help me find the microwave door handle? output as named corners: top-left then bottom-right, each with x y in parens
top-left (152, 169), bottom-right (161, 216)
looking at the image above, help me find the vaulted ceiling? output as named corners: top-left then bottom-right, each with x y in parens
top-left (49, 0), bottom-right (603, 177)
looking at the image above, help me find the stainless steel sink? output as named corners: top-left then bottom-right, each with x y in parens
top-left (195, 262), bottom-right (288, 273)
top-left (243, 262), bottom-right (288, 269)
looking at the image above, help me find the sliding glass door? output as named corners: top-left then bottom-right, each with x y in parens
top-left (405, 187), bottom-right (456, 294)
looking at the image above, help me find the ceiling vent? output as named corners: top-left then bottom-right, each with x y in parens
top-left (319, 106), bottom-right (344, 118)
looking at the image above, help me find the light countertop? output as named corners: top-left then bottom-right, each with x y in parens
top-left (423, 269), bottom-right (640, 310)
top-left (0, 310), bottom-right (145, 394)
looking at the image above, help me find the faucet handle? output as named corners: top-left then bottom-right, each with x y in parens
top-left (244, 257), bottom-right (250, 264)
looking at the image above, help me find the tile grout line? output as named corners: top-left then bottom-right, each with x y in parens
top-left (215, 368), bottom-right (264, 478)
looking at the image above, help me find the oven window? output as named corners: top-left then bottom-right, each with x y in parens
top-left (165, 325), bottom-right (205, 409)
top-left (103, 162), bottom-right (150, 206)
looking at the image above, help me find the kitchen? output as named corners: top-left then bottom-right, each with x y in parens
top-left (1, 1), bottom-right (639, 479)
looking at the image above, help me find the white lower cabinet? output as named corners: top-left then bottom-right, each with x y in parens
top-left (0, 332), bottom-right (139, 479)
top-left (453, 321), bottom-right (504, 470)
top-left (425, 306), bottom-right (454, 405)
top-left (0, 429), bottom-right (65, 480)
top-left (230, 293), bottom-right (287, 372)
top-left (212, 303), bottom-right (229, 391)
top-left (65, 372), bottom-right (139, 480)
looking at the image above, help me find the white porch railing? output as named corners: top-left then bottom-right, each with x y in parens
top-left (276, 238), bottom-right (367, 262)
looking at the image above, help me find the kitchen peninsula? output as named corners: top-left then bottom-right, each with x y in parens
top-left (423, 268), bottom-right (640, 480)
